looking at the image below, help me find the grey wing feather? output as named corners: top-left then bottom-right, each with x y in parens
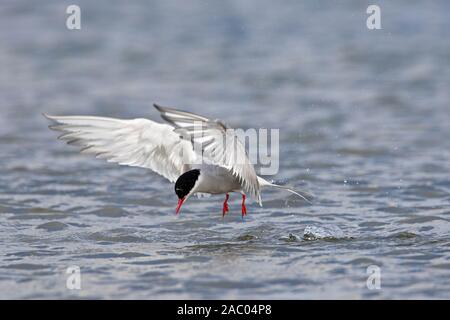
top-left (154, 104), bottom-right (261, 204)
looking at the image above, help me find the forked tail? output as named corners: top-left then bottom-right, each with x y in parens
top-left (258, 177), bottom-right (314, 204)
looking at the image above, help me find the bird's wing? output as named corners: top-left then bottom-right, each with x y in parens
top-left (154, 104), bottom-right (261, 204)
top-left (44, 114), bottom-right (196, 183)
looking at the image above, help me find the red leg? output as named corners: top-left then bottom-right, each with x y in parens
top-left (241, 194), bottom-right (247, 217)
top-left (222, 193), bottom-right (229, 217)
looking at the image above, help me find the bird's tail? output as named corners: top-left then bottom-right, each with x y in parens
top-left (258, 176), bottom-right (314, 204)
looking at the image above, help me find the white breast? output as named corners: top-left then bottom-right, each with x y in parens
top-left (193, 165), bottom-right (242, 194)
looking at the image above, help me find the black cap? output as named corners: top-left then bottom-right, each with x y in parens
top-left (175, 169), bottom-right (200, 199)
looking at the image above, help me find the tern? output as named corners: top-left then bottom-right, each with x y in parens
top-left (44, 104), bottom-right (312, 217)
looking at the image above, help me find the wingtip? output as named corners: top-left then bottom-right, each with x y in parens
top-left (42, 113), bottom-right (52, 120)
top-left (153, 103), bottom-right (164, 112)
top-left (42, 113), bottom-right (59, 124)
top-left (153, 103), bottom-right (183, 115)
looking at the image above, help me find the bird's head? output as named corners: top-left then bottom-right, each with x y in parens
top-left (174, 169), bottom-right (200, 214)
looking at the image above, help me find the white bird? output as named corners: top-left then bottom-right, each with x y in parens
top-left (44, 104), bottom-right (312, 217)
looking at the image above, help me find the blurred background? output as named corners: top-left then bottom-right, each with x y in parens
top-left (0, 0), bottom-right (449, 299)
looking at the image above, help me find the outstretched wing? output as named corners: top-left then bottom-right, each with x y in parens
top-left (44, 114), bottom-right (196, 183)
top-left (154, 104), bottom-right (261, 203)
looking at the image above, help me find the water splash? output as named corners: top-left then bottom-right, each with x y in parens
top-left (303, 225), bottom-right (346, 240)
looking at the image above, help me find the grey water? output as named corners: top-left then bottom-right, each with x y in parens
top-left (0, 0), bottom-right (449, 299)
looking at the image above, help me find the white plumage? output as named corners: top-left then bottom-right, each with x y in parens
top-left (45, 114), bottom-right (196, 183)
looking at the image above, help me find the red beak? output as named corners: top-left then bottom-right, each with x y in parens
top-left (176, 197), bottom-right (185, 214)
